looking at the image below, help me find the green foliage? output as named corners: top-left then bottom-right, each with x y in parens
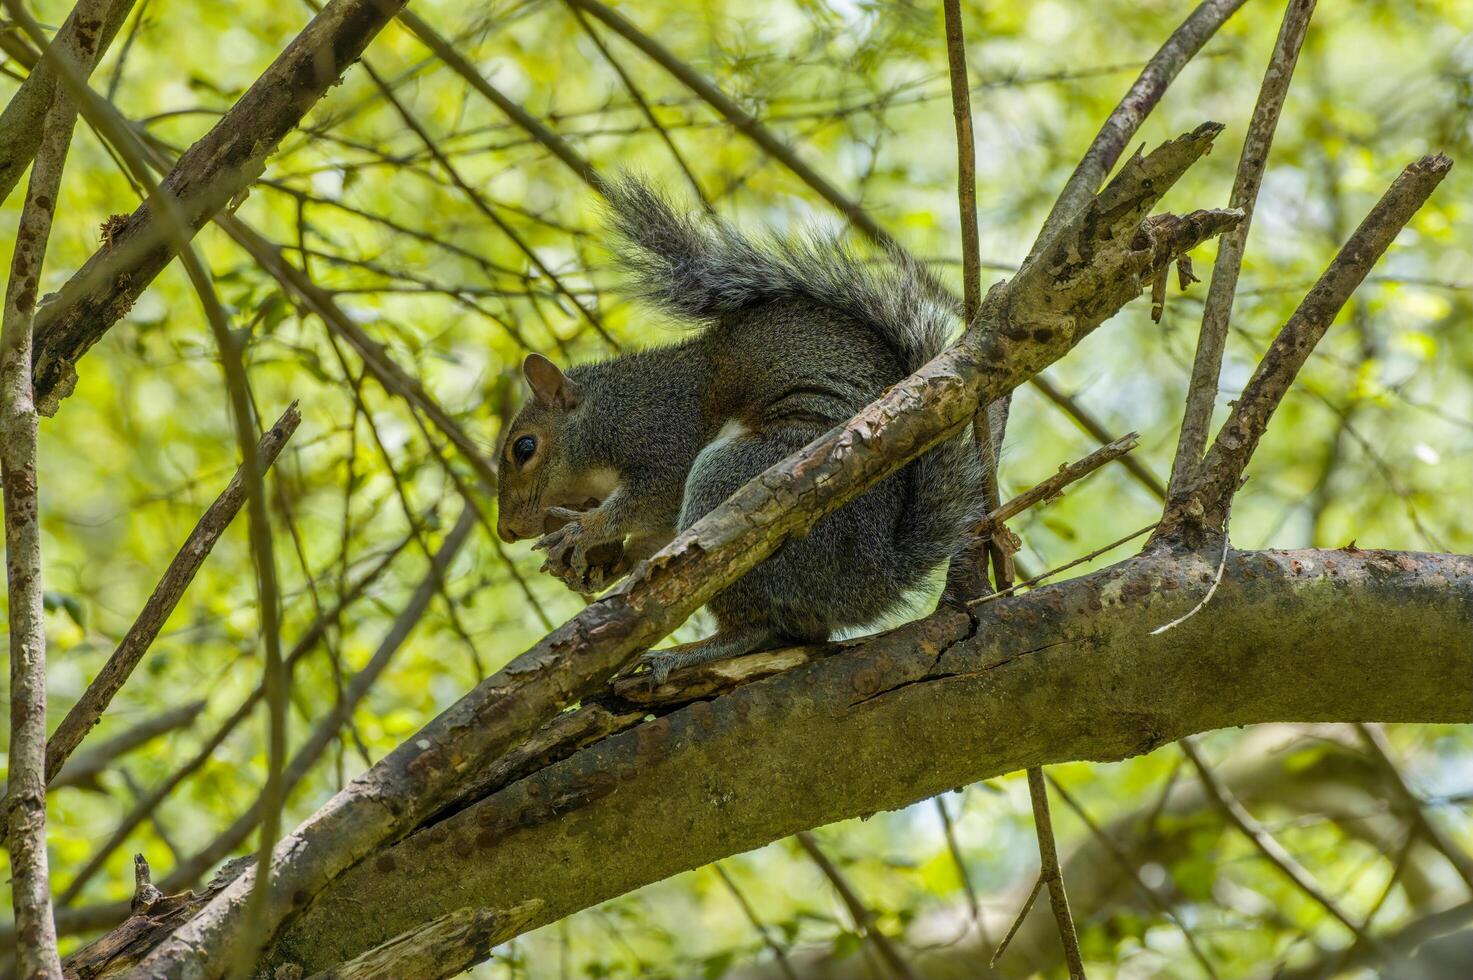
top-left (1, 0), bottom-right (1469, 977)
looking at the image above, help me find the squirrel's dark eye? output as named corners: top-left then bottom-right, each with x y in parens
top-left (512, 435), bottom-right (537, 466)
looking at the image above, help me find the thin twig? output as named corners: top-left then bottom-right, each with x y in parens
top-left (969, 523), bottom-right (1159, 607)
top-left (57, 538), bottom-right (414, 907)
top-left (969, 433), bottom-right (1139, 538)
top-left (1030, 0), bottom-right (1249, 254)
top-left (1149, 498), bottom-right (1232, 635)
top-left (712, 863), bottom-right (801, 980)
top-left (990, 873), bottom-right (1044, 967)
top-left (567, 1), bottom-right (711, 212)
top-left (39, 404), bottom-right (300, 784)
top-left (1047, 774), bottom-right (1220, 979)
top-left (1356, 723), bottom-right (1473, 892)
top-left (1181, 738), bottom-right (1378, 945)
top-left (1167, 0), bottom-right (1317, 494)
top-left (796, 832), bottom-right (924, 980)
top-left (934, 796), bottom-right (982, 926)
top-left (1026, 768), bottom-right (1087, 979)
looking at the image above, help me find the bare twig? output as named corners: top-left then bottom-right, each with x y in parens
top-left (1181, 738), bottom-right (1376, 942)
top-left (1047, 774), bottom-right (1220, 979)
top-left (46, 700), bottom-right (206, 793)
top-left (940, 0), bottom-right (1010, 601)
top-left (970, 522), bottom-right (1159, 607)
top-left (355, 57), bottom-right (620, 350)
top-left (990, 873), bottom-right (1044, 967)
top-left (795, 832), bottom-right (923, 980)
top-left (40, 404), bottom-right (300, 784)
top-left (968, 433), bottom-right (1139, 538)
top-left (1027, 768), bottom-right (1087, 979)
top-left (1168, 0), bottom-right (1317, 495)
top-left (1031, 0), bottom-right (1249, 253)
top-left (933, 796), bottom-right (982, 926)
top-left (1356, 723), bottom-right (1473, 892)
top-left (57, 538), bottom-right (413, 907)
top-left (712, 864), bottom-right (801, 980)
top-left (567, 1), bottom-right (710, 212)
top-left (1175, 154), bottom-right (1452, 533)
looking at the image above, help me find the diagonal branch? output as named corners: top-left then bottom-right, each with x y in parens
top-left (1181, 738), bottom-right (1375, 942)
top-left (29, 0), bottom-right (410, 413)
top-left (1029, 0), bottom-right (1249, 253)
top-left (1168, 0), bottom-right (1317, 495)
top-left (1166, 153), bottom-right (1452, 535)
top-left (39, 403), bottom-right (300, 787)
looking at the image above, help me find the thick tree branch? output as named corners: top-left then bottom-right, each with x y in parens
top-left (29, 0), bottom-right (409, 413)
top-left (251, 547), bottom-right (1470, 976)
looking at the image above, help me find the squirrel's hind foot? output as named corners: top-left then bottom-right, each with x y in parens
top-left (637, 623), bottom-right (784, 684)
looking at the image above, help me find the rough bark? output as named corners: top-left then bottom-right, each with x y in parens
top-left (248, 547), bottom-right (1471, 976)
top-left (29, 0), bottom-right (409, 413)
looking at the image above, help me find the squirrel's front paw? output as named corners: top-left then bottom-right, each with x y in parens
top-left (533, 507), bottom-right (622, 594)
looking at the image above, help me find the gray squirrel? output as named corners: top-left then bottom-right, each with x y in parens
top-left (495, 177), bottom-right (991, 679)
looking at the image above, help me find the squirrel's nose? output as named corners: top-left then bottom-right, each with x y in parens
top-left (496, 517), bottom-right (521, 543)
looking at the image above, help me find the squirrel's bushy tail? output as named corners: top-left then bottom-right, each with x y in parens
top-left (604, 175), bottom-right (985, 580)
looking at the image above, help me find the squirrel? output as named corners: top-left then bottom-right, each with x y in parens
top-left (495, 177), bottom-right (992, 679)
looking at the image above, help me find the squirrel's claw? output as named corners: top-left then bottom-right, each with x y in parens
top-left (533, 508), bottom-right (624, 595)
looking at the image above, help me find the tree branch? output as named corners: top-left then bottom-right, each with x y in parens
top-left (1, 2), bottom-right (111, 971)
top-left (38, 403), bottom-right (300, 787)
top-left (1167, 0), bottom-right (1316, 495)
top-left (29, 0), bottom-right (409, 413)
top-left (1173, 153), bottom-right (1452, 534)
top-left (250, 546), bottom-right (1470, 976)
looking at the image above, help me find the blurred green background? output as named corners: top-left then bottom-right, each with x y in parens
top-left (2, 0), bottom-right (1469, 976)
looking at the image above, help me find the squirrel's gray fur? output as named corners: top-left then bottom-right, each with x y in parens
top-left (503, 177), bottom-right (986, 678)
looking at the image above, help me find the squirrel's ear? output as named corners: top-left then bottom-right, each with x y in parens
top-left (523, 353), bottom-right (578, 409)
